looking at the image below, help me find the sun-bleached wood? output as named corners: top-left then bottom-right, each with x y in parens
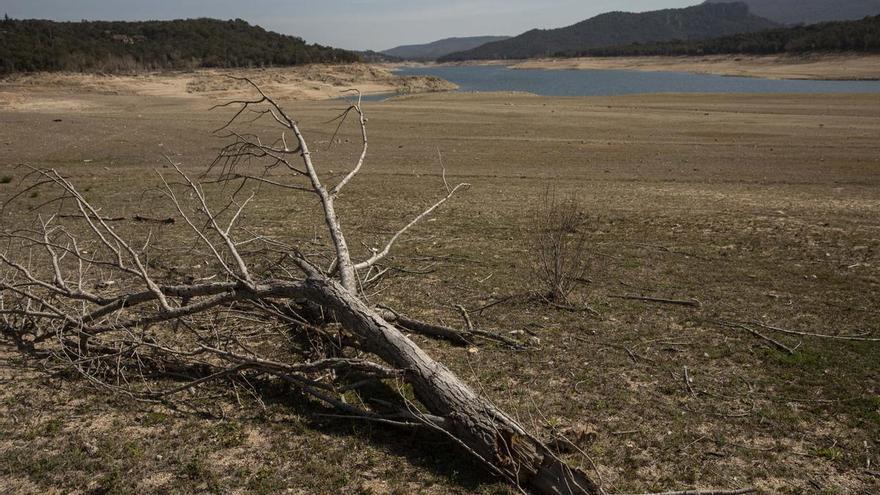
top-left (0, 81), bottom-right (601, 495)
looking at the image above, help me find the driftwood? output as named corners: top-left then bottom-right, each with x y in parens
top-left (57, 213), bottom-right (176, 224)
top-left (744, 320), bottom-right (880, 343)
top-left (378, 305), bottom-right (527, 349)
top-left (623, 488), bottom-right (757, 495)
top-left (299, 263), bottom-right (599, 493)
top-left (609, 294), bottom-right (702, 308)
top-left (0, 81), bottom-right (601, 494)
top-left (716, 321), bottom-right (797, 355)
top-left (0, 81), bottom-right (760, 495)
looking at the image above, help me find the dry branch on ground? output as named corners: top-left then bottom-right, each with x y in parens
top-left (0, 81), bottom-right (599, 495)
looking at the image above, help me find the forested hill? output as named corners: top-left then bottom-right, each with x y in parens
top-left (0, 17), bottom-right (359, 74)
top-left (573, 15), bottom-right (880, 57)
top-left (704, 0), bottom-right (880, 25)
top-left (439, 3), bottom-right (779, 62)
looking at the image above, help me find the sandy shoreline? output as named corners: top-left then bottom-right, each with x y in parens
top-left (0, 64), bottom-right (457, 111)
top-left (508, 54), bottom-right (880, 80)
top-left (3, 54), bottom-right (879, 114)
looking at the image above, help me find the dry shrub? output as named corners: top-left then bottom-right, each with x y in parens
top-left (531, 187), bottom-right (591, 304)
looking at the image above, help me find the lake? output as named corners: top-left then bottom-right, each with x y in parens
top-left (392, 64), bottom-right (880, 97)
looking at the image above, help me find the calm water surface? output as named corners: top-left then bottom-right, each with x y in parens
top-left (393, 64), bottom-right (880, 97)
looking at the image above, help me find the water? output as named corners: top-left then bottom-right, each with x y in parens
top-left (393, 64), bottom-right (880, 97)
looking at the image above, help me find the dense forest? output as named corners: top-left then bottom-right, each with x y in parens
top-left (0, 17), bottom-right (359, 74)
top-left (439, 3), bottom-right (779, 62)
top-left (569, 14), bottom-right (880, 57)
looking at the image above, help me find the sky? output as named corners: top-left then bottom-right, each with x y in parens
top-left (0, 0), bottom-right (699, 51)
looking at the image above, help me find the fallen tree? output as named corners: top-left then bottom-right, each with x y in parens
top-left (0, 81), bottom-right (601, 494)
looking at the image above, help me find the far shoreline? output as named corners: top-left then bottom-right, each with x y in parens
top-left (508, 53), bottom-right (880, 81)
top-left (413, 53), bottom-right (880, 81)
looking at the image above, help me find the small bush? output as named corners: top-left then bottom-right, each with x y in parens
top-left (530, 187), bottom-right (591, 304)
top-left (0, 175), bottom-right (12, 184)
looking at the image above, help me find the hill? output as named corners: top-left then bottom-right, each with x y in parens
top-left (439, 3), bottom-right (779, 61)
top-left (575, 14), bottom-right (880, 57)
top-left (383, 36), bottom-right (511, 61)
top-left (704, 0), bottom-right (880, 25)
top-left (355, 50), bottom-right (401, 63)
top-left (0, 17), bottom-right (359, 74)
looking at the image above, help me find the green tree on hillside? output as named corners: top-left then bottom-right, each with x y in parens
top-left (0, 18), bottom-right (360, 74)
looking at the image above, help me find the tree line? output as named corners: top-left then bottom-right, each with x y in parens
top-left (0, 17), bottom-right (360, 74)
top-left (565, 15), bottom-right (880, 57)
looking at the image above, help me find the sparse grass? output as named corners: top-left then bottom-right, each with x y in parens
top-left (177, 454), bottom-right (225, 493)
top-left (41, 419), bottom-right (63, 437)
top-left (141, 411), bottom-right (169, 426)
top-left (246, 467), bottom-right (285, 495)
top-left (210, 421), bottom-right (246, 448)
top-left (0, 88), bottom-right (878, 494)
top-left (815, 446), bottom-right (845, 462)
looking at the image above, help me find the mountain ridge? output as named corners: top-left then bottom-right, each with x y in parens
top-left (704, 0), bottom-right (880, 25)
top-left (382, 36), bottom-right (510, 61)
top-left (440, 3), bottom-right (779, 61)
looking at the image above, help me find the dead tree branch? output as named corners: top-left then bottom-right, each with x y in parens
top-left (620, 488), bottom-right (757, 495)
top-left (608, 295), bottom-right (702, 308)
top-left (744, 320), bottom-right (879, 342)
top-left (0, 81), bottom-right (603, 495)
top-left (715, 320), bottom-right (797, 355)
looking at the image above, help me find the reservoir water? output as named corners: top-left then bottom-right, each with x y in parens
top-left (393, 64), bottom-right (880, 97)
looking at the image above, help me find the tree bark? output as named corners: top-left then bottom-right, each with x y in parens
top-left (294, 264), bottom-right (600, 495)
top-left (1, 86), bottom-right (601, 495)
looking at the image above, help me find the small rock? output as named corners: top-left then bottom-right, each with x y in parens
top-left (83, 441), bottom-right (99, 457)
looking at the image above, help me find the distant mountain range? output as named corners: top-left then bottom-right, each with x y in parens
top-left (704, 0), bottom-right (880, 25)
top-left (439, 3), bottom-right (779, 61)
top-left (382, 36), bottom-right (511, 61)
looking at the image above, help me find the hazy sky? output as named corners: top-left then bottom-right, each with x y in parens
top-left (0, 0), bottom-right (699, 50)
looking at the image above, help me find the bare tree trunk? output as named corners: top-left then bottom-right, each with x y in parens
top-left (0, 80), bottom-right (605, 495)
top-left (296, 263), bottom-right (600, 494)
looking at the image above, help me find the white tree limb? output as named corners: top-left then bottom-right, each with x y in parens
top-left (354, 183), bottom-right (469, 271)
